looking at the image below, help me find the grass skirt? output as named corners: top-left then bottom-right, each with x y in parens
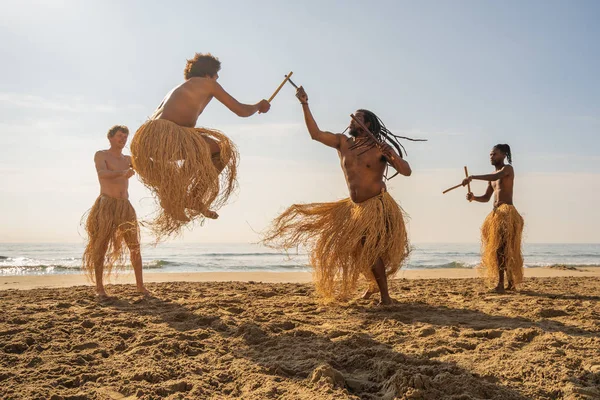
top-left (263, 191), bottom-right (410, 300)
top-left (130, 119), bottom-right (238, 239)
top-left (82, 195), bottom-right (139, 282)
top-left (480, 204), bottom-right (525, 286)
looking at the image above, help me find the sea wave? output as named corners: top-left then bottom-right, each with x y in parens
top-left (0, 259), bottom-right (172, 273)
top-left (406, 261), bottom-right (476, 269)
top-left (200, 252), bottom-right (306, 257)
top-left (406, 262), bottom-right (600, 270)
top-left (525, 263), bottom-right (600, 268)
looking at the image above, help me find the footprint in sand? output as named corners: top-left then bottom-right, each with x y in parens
top-left (71, 342), bottom-right (99, 351)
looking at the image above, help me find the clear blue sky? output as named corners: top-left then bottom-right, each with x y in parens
top-left (1, 0), bottom-right (599, 243)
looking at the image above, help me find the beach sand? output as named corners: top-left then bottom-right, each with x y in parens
top-left (1, 271), bottom-right (599, 399)
top-left (2, 266), bottom-right (600, 291)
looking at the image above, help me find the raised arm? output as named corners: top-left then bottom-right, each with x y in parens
top-left (466, 181), bottom-right (493, 203)
top-left (94, 151), bottom-right (133, 179)
top-left (296, 87), bottom-right (341, 149)
top-left (211, 81), bottom-right (270, 117)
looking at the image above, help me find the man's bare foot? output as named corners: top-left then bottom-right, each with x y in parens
top-left (201, 209), bottom-right (219, 219)
top-left (160, 198), bottom-right (190, 222)
top-left (186, 202), bottom-right (219, 220)
top-left (361, 288), bottom-right (378, 300)
top-left (506, 283), bottom-right (516, 291)
top-left (492, 285), bottom-right (505, 294)
top-left (95, 289), bottom-right (110, 299)
top-left (378, 296), bottom-right (394, 306)
top-left (137, 286), bottom-right (152, 296)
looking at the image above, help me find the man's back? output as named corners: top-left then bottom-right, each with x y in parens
top-left (153, 78), bottom-right (214, 128)
top-left (151, 77), bottom-right (270, 128)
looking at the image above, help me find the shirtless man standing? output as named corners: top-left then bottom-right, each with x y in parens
top-left (263, 87), bottom-right (412, 304)
top-left (130, 52), bottom-right (271, 238)
top-left (82, 125), bottom-right (148, 298)
top-left (462, 144), bottom-right (525, 292)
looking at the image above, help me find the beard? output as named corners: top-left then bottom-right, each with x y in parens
top-left (349, 127), bottom-right (360, 137)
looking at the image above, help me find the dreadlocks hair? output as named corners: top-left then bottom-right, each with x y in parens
top-left (494, 143), bottom-right (513, 164)
top-left (347, 109), bottom-right (427, 180)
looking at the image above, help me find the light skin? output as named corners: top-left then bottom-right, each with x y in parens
top-left (150, 70), bottom-right (271, 219)
top-left (94, 130), bottom-right (148, 298)
top-left (296, 86), bottom-right (411, 305)
top-left (462, 147), bottom-right (515, 292)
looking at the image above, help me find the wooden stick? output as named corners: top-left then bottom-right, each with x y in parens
top-left (350, 114), bottom-right (382, 146)
top-left (442, 183), bottom-right (464, 194)
top-left (286, 75), bottom-right (299, 89)
top-left (268, 71), bottom-right (293, 103)
top-left (464, 166), bottom-right (471, 193)
top-left (464, 166), bottom-right (473, 201)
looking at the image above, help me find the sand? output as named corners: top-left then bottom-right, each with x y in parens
top-left (2, 266), bottom-right (600, 291)
top-left (1, 271), bottom-right (599, 399)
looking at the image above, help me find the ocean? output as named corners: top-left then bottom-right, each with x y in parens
top-left (0, 242), bottom-right (599, 276)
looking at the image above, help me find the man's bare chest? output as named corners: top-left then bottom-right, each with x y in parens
top-left (339, 145), bottom-right (382, 173)
top-left (105, 155), bottom-right (129, 171)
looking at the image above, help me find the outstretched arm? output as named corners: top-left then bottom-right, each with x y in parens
top-left (463, 165), bottom-right (512, 184)
top-left (211, 81), bottom-right (270, 117)
top-left (296, 87), bottom-right (341, 149)
top-left (466, 182), bottom-right (493, 203)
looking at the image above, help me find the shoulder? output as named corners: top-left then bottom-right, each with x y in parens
top-left (94, 150), bottom-right (107, 160)
top-left (336, 134), bottom-right (351, 148)
top-left (338, 134), bottom-right (350, 143)
top-left (187, 77), bottom-right (216, 91)
top-left (502, 164), bottom-right (514, 174)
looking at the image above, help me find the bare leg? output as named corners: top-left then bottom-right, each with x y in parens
top-left (371, 258), bottom-right (393, 305)
top-left (124, 227), bottom-right (149, 296)
top-left (493, 243), bottom-right (507, 293)
top-left (130, 246), bottom-right (149, 295)
top-left (93, 240), bottom-right (109, 298)
top-left (493, 270), bottom-right (505, 293)
top-left (506, 266), bottom-right (515, 291)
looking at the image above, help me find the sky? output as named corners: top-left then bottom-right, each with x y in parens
top-left (0, 0), bottom-right (599, 244)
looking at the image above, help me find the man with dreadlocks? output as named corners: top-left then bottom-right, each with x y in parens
top-left (263, 87), bottom-right (416, 305)
top-left (131, 53), bottom-right (270, 238)
top-left (462, 144), bottom-right (524, 293)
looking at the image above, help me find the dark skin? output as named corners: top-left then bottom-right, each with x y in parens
top-left (462, 147), bottom-right (515, 292)
top-left (296, 86), bottom-right (411, 305)
top-left (151, 72), bottom-right (271, 219)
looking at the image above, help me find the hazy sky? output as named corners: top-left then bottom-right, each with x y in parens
top-left (1, 0), bottom-right (598, 244)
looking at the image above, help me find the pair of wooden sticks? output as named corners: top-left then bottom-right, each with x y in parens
top-left (268, 72), bottom-right (384, 149)
top-left (268, 71), bottom-right (298, 103)
top-left (443, 167), bottom-right (472, 200)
